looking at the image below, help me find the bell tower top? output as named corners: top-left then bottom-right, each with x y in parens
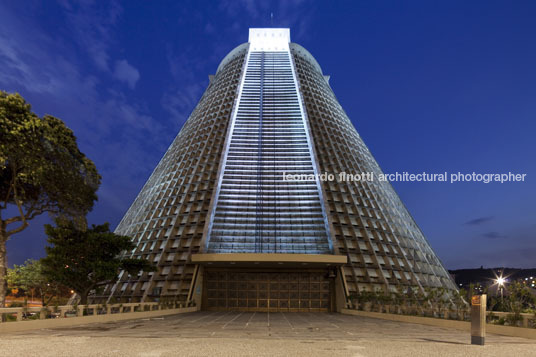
top-left (248, 28), bottom-right (290, 51)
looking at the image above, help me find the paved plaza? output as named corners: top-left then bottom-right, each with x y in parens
top-left (1, 311), bottom-right (535, 356)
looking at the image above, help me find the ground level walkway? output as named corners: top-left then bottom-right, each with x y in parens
top-left (1, 311), bottom-right (535, 356)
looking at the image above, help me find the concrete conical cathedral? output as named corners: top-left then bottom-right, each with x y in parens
top-left (101, 29), bottom-right (456, 311)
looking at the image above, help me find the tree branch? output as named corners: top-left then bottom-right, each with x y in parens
top-left (6, 221), bottom-right (29, 237)
top-left (2, 183), bottom-right (31, 238)
top-left (27, 203), bottom-right (57, 220)
top-left (5, 215), bottom-right (23, 225)
top-left (12, 183), bottom-right (28, 227)
top-left (1, 165), bottom-right (17, 210)
top-left (3, 197), bottom-right (55, 236)
top-left (44, 294), bottom-right (54, 306)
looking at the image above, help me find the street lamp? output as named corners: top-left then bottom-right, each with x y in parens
top-left (495, 276), bottom-right (505, 302)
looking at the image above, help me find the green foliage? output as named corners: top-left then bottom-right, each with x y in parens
top-left (41, 219), bottom-right (155, 304)
top-left (374, 289), bottom-right (392, 306)
top-left (4, 314), bottom-right (17, 322)
top-left (453, 288), bottom-right (468, 309)
top-left (351, 281), bottom-right (535, 325)
top-left (487, 281), bottom-right (535, 314)
top-left (507, 281), bottom-right (536, 314)
top-left (27, 313), bottom-right (40, 320)
top-left (8, 259), bottom-right (44, 291)
top-left (0, 92), bottom-right (101, 224)
top-left (467, 283), bottom-right (475, 301)
top-left (488, 295), bottom-right (509, 312)
top-left (393, 285), bottom-right (408, 309)
top-left (7, 259), bottom-right (63, 306)
top-left (424, 287), bottom-right (449, 316)
top-left (358, 290), bottom-right (373, 303)
top-left (451, 288), bottom-right (468, 319)
top-left (505, 312), bottom-right (523, 326)
top-left (0, 91), bottom-right (101, 307)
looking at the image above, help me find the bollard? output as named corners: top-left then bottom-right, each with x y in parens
top-left (471, 294), bottom-right (486, 345)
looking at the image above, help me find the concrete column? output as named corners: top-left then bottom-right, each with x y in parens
top-left (334, 269), bottom-right (347, 313)
top-left (471, 294), bottom-right (486, 345)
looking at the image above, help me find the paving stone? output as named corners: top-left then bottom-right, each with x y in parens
top-left (1, 312), bottom-right (535, 356)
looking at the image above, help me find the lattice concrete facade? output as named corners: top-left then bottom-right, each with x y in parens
top-left (100, 29), bottom-right (456, 310)
top-left (101, 43), bottom-right (249, 303)
top-left (291, 44), bottom-right (457, 297)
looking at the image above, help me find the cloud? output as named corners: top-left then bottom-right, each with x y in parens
top-left (481, 231), bottom-right (507, 239)
top-left (60, 0), bottom-right (140, 89)
top-left (0, 1), bottom-right (174, 226)
top-left (59, 0), bottom-right (122, 71)
top-left (464, 216), bottom-right (494, 225)
top-left (158, 0), bottom-right (319, 130)
top-left (113, 60), bottom-right (140, 89)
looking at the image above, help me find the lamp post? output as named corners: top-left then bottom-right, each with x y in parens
top-left (496, 277), bottom-right (505, 303)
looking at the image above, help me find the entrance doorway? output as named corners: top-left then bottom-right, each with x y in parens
top-left (203, 269), bottom-right (331, 312)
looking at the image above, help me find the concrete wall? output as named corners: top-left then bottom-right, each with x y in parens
top-left (341, 309), bottom-right (536, 340)
top-left (0, 306), bottom-right (198, 334)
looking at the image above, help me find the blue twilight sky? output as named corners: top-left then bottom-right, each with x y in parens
top-left (1, 1), bottom-right (535, 269)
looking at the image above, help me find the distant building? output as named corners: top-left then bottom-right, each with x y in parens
top-left (99, 28), bottom-right (456, 311)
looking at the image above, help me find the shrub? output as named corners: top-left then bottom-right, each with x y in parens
top-left (506, 313), bottom-right (523, 327)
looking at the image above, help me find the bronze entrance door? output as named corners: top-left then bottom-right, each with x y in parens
top-left (204, 270), bottom-right (331, 312)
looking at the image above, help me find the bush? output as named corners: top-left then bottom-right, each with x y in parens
top-left (7, 314), bottom-right (18, 322)
top-left (506, 313), bottom-right (523, 327)
top-left (26, 313), bottom-right (40, 320)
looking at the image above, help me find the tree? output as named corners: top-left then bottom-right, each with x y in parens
top-left (506, 281), bottom-right (535, 314)
top-left (0, 91), bottom-right (101, 307)
top-left (41, 220), bottom-right (155, 304)
top-left (7, 259), bottom-right (63, 306)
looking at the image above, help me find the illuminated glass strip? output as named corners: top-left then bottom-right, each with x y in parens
top-left (206, 48), bottom-right (331, 254)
